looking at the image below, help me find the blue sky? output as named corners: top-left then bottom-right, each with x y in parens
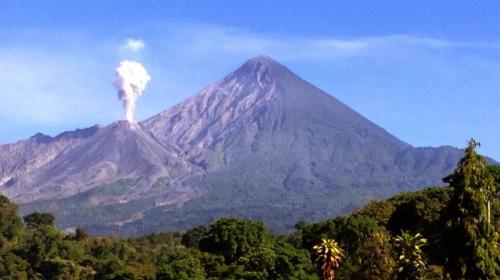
top-left (1, 1), bottom-right (499, 159)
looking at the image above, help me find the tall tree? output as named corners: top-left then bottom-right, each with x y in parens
top-left (312, 238), bottom-right (344, 280)
top-left (443, 139), bottom-right (500, 279)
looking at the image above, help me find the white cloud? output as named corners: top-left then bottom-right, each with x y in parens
top-left (125, 38), bottom-right (145, 51)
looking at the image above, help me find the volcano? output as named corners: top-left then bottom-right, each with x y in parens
top-left (0, 56), bottom-right (474, 234)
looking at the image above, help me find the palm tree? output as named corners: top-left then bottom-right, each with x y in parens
top-left (312, 238), bottom-right (344, 280)
top-left (393, 231), bottom-right (428, 280)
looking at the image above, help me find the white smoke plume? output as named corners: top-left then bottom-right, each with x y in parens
top-left (113, 60), bottom-right (151, 122)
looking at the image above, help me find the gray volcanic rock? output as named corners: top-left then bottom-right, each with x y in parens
top-left (143, 56), bottom-right (465, 193)
top-left (0, 126), bottom-right (101, 198)
top-left (1, 121), bottom-right (200, 207)
top-left (1, 55), bottom-right (487, 234)
top-left (133, 56), bottom-right (466, 233)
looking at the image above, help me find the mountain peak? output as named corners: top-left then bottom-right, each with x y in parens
top-left (220, 55), bottom-right (294, 94)
top-left (232, 55), bottom-right (286, 79)
top-left (245, 54), bottom-right (281, 66)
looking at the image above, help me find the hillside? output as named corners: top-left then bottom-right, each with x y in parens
top-left (1, 163), bottom-right (498, 279)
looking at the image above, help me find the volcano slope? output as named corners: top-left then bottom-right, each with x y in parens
top-left (1, 56), bottom-right (478, 235)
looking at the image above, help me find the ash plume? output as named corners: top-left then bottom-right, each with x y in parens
top-left (113, 60), bottom-right (151, 122)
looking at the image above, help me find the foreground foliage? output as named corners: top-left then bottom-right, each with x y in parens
top-left (313, 238), bottom-right (344, 280)
top-left (0, 143), bottom-right (498, 279)
top-left (393, 231), bottom-right (427, 280)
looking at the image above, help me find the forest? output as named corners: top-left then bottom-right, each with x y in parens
top-left (0, 141), bottom-right (498, 279)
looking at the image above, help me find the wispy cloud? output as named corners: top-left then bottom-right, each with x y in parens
top-left (124, 38), bottom-right (145, 51)
top-left (161, 23), bottom-right (500, 61)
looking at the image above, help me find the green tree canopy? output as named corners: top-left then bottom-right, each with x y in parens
top-left (199, 217), bottom-right (270, 263)
top-left (23, 212), bottom-right (55, 230)
top-left (156, 255), bottom-right (205, 280)
top-left (181, 225), bottom-right (207, 248)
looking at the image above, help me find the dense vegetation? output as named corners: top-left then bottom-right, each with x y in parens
top-left (0, 142), bottom-right (498, 279)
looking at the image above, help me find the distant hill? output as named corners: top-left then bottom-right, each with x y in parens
top-left (1, 55), bottom-right (490, 235)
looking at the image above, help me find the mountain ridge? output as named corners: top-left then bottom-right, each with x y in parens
top-left (0, 55), bottom-right (491, 234)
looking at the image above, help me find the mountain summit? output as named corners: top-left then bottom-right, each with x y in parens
top-left (1, 56), bottom-right (468, 234)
